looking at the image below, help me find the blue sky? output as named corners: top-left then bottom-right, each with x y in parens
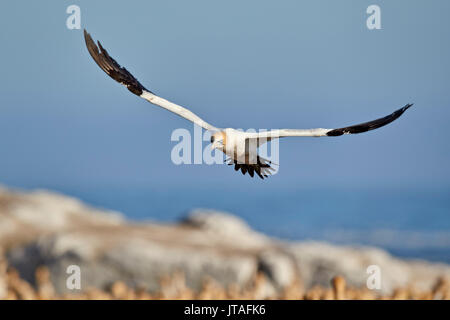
top-left (0, 1), bottom-right (449, 193)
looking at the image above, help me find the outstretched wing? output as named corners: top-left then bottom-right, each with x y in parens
top-left (245, 104), bottom-right (413, 139)
top-left (325, 104), bottom-right (413, 136)
top-left (83, 30), bottom-right (218, 131)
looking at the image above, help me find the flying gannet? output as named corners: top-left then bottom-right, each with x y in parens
top-left (84, 30), bottom-right (412, 179)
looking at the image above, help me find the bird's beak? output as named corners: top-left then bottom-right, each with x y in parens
top-left (211, 141), bottom-right (219, 150)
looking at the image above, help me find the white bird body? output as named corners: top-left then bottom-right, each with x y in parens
top-left (84, 30), bottom-right (413, 179)
top-left (218, 128), bottom-right (258, 162)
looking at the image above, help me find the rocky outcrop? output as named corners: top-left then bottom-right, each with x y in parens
top-left (0, 186), bottom-right (123, 249)
top-left (289, 242), bottom-right (450, 293)
top-left (0, 186), bottom-right (449, 296)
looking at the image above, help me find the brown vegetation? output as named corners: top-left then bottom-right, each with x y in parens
top-left (1, 258), bottom-right (449, 300)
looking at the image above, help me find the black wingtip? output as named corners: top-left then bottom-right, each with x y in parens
top-left (83, 29), bottom-right (93, 46)
top-left (404, 103), bottom-right (413, 111)
top-left (394, 103), bottom-right (413, 117)
top-left (83, 30), bottom-right (149, 96)
top-left (326, 103), bottom-right (414, 137)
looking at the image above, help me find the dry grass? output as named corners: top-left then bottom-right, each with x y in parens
top-left (1, 257), bottom-right (450, 300)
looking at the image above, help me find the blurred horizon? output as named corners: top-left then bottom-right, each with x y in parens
top-left (3, 182), bottom-right (450, 263)
top-left (1, 1), bottom-right (449, 262)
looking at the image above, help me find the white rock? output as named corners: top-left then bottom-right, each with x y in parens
top-left (1, 186), bottom-right (449, 295)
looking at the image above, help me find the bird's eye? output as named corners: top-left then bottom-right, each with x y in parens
top-left (210, 136), bottom-right (215, 143)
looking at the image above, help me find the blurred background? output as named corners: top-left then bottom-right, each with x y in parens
top-left (0, 0), bottom-right (449, 262)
